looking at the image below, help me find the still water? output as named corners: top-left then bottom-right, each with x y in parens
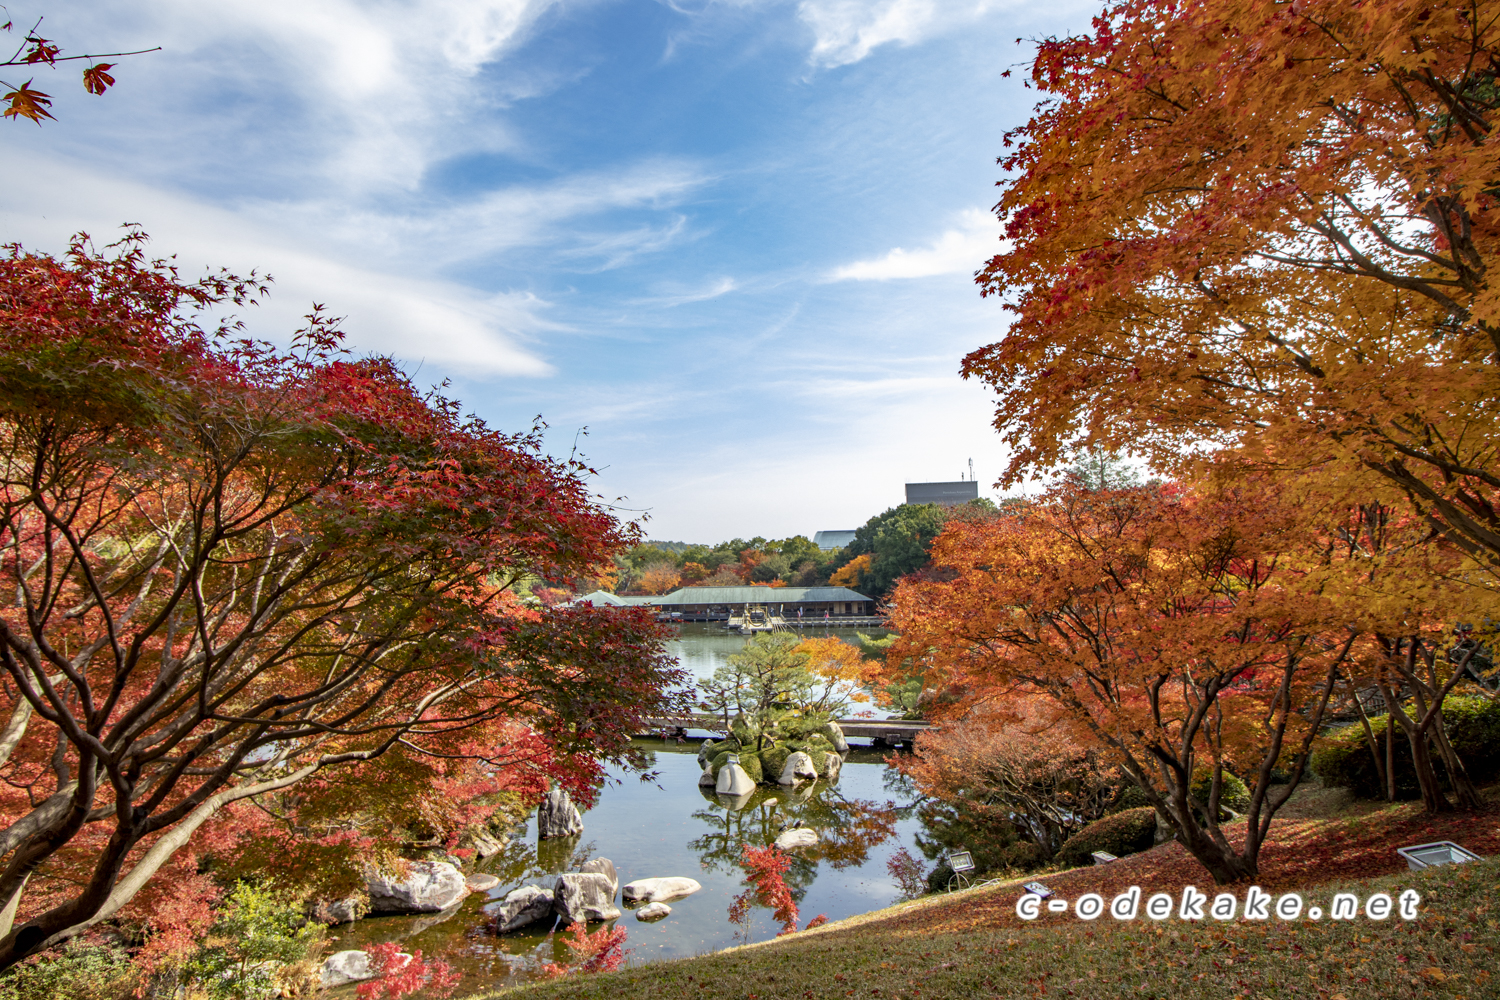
top-left (328, 624), bottom-right (922, 996)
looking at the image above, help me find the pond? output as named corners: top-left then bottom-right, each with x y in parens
top-left (327, 624), bottom-right (927, 997)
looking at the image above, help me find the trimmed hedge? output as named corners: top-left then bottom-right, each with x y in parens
top-left (1190, 770), bottom-right (1250, 814)
top-left (1312, 696), bottom-right (1500, 800)
top-left (1056, 807), bottom-right (1157, 869)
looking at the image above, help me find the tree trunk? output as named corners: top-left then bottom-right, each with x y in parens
top-left (1379, 680), bottom-right (1452, 814)
top-left (1385, 714), bottom-right (1395, 802)
top-left (1406, 724), bottom-right (1452, 814)
top-left (1353, 690), bottom-right (1388, 799)
top-left (1428, 711), bottom-right (1483, 811)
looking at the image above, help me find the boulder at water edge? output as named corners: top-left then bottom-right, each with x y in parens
top-left (538, 787), bottom-right (585, 839)
top-left (698, 738), bottom-right (716, 766)
top-left (320, 950), bottom-right (413, 987)
top-left (635, 902), bottom-right (672, 921)
top-left (320, 950), bottom-right (376, 987)
top-left (487, 885), bottom-right (556, 933)
top-left (465, 873), bottom-right (500, 892)
top-left (774, 828), bottom-right (819, 850)
top-left (621, 877), bottom-right (702, 904)
top-left (777, 751), bottom-right (818, 785)
top-left (579, 857), bottom-right (618, 896)
top-left (309, 896), bottom-right (362, 925)
top-left (716, 760), bottom-right (755, 796)
top-left (824, 752), bottom-right (842, 781)
top-left (366, 860), bottom-right (469, 914)
top-left (823, 720), bottom-right (850, 753)
top-left (698, 763), bottom-right (716, 787)
top-left (554, 872), bottom-right (622, 923)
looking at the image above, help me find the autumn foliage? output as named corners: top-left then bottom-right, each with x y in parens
top-left (969, 0), bottom-right (1500, 565)
top-left (0, 233), bottom-right (688, 969)
top-left (540, 921), bottom-right (629, 978)
top-left (728, 844), bottom-right (823, 937)
top-left (886, 479), bottom-right (1358, 883)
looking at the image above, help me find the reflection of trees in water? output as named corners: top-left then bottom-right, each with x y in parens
top-left (686, 773), bottom-right (906, 905)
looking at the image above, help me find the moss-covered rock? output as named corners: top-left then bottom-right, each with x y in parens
top-left (760, 744), bottom-right (790, 781)
top-left (1056, 807), bottom-right (1157, 869)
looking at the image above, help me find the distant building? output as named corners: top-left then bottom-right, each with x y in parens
top-left (812, 529), bottom-right (857, 551)
top-left (571, 585), bottom-right (874, 618)
top-left (905, 481), bottom-right (979, 506)
top-left (629, 585), bottom-right (874, 619)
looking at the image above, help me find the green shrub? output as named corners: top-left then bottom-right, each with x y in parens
top-left (805, 746), bottom-right (829, 774)
top-left (181, 881), bottom-right (324, 1000)
top-left (0, 941), bottom-right (134, 1000)
top-left (1055, 807), bottom-right (1157, 869)
top-left (1312, 696), bottom-right (1500, 800)
top-left (1190, 770), bottom-right (1250, 814)
top-left (925, 862), bottom-right (955, 894)
top-left (1106, 784), bottom-right (1150, 814)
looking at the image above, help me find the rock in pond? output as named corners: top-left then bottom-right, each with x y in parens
top-left (487, 885), bottom-right (556, 933)
top-left (461, 827), bottom-right (508, 859)
top-left (538, 786), bottom-right (585, 839)
top-left (465, 873), bottom-right (501, 892)
top-left (579, 857), bottom-right (618, 896)
top-left (621, 877), bottom-right (702, 904)
top-left (823, 720), bottom-right (850, 753)
top-left (366, 860), bottom-right (469, 914)
top-left (777, 751), bottom-right (817, 785)
top-left (635, 902), bottom-right (672, 921)
top-left (698, 763), bottom-right (716, 787)
top-left (554, 872), bottom-right (621, 923)
top-left (774, 828), bottom-right (819, 851)
top-left (824, 752), bottom-right (843, 781)
top-left (715, 759), bottom-right (755, 796)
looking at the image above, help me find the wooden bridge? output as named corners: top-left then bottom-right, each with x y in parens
top-left (638, 714), bottom-right (932, 747)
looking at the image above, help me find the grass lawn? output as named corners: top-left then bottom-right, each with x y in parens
top-left (475, 785), bottom-right (1500, 1000)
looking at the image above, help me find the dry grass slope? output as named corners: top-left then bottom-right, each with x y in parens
top-left (477, 785), bottom-right (1500, 1000)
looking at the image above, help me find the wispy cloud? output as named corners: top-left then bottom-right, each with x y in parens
top-left (797, 0), bottom-right (1003, 68)
top-left (630, 276), bottom-right (739, 307)
top-left (827, 207), bottom-right (999, 281)
top-left (0, 150), bottom-right (558, 377)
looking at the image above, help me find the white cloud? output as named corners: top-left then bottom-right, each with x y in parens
top-left (80, 0), bottom-right (569, 192)
top-left (0, 150), bottom-right (557, 377)
top-left (797, 0), bottom-right (1000, 67)
top-left (827, 207), bottom-right (999, 281)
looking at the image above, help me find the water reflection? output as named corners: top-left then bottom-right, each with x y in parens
top-left (326, 749), bottom-right (930, 997)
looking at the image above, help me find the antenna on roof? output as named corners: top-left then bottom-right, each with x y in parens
top-left (969, 458), bottom-right (975, 483)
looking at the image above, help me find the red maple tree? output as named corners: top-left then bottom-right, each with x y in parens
top-left (0, 232), bottom-right (690, 969)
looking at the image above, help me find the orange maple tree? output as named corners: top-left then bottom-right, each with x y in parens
top-left (885, 478), bottom-right (1357, 883)
top-left (969, 0), bottom-right (1500, 564)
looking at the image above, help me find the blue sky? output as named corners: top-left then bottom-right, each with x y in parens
top-left (1, 0), bottom-right (1099, 541)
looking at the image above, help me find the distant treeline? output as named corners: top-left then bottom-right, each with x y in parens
top-left (591, 498), bottom-right (1001, 600)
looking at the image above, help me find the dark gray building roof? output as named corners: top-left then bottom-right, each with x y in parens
top-left (643, 585), bottom-right (871, 606)
top-left (905, 480), bottom-right (979, 506)
top-left (812, 529), bottom-right (857, 550)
